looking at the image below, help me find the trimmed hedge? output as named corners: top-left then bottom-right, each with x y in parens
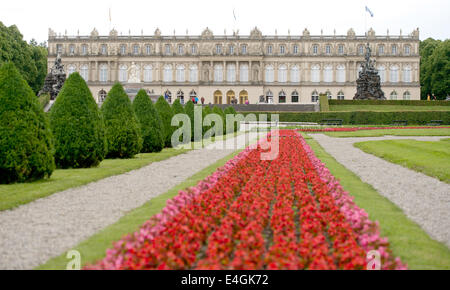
top-left (0, 63), bottom-right (55, 183)
top-left (101, 83), bottom-right (142, 158)
top-left (133, 90), bottom-right (164, 153)
top-left (155, 96), bottom-right (175, 147)
top-left (319, 94), bottom-right (330, 112)
top-left (50, 73), bottom-right (107, 168)
top-left (242, 111), bottom-right (450, 125)
top-left (329, 100), bottom-right (450, 106)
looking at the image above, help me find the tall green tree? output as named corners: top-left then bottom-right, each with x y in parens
top-left (420, 38), bottom-right (449, 100)
top-left (133, 90), bottom-right (164, 153)
top-left (49, 73), bottom-right (107, 168)
top-left (0, 63), bottom-right (55, 183)
top-left (101, 83), bottom-right (142, 158)
top-left (155, 96), bottom-right (175, 147)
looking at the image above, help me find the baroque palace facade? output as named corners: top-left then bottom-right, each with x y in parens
top-left (47, 27), bottom-right (421, 105)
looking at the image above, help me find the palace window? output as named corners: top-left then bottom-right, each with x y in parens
top-left (391, 45), bottom-right (398, 55)
top-left (133, 45), bottom-right (139, 55)
top-left (390, 91), bottom-right (398, 100)
top-left (293, 45), bottom-right (299, 55)
top-left (227, 64), bottom-right (236, 83)
top-left (189, 65), bottom-right (198, 82)
top-left (191, 45), bottom-right (197, 55)
top-left (120, 45), bottom-right (126, 55)
top-left (378, 65), bottom-right (386, 83)
top-left (404, 45), bottom-right (411, 55)
top-left (323, 65), bottom-right (333, 83)
top-left (69, 45), bottom-right (75, 55)
top-left (178, 45), bottom-right (184, 55)
top-left (311, 65), bottom-right (320, 83)
top-left (165, 44), bottom-right (171, 55)
top-left (337, 91), bottom-right (345, 100)
top-left (163, 64), bottom-right (173, 82)
top-left (214, 64), bottom-right (223, 82)
top-left (403, 65), bottom-right (412, 83)
top-left (265, 65), bottom-right (274, 83)
top-left (229, 45), bottom-right (234, 55)
top-left (101, 44), bottom-right (107, 55)
top-left (378, 45), bottom-right (385, 55)
top-left (99, 64), bottom-right (109, 82)
top-left (390, 65), bottom-right (399, 83)
top-left (278, 64), bottom-right (287, 83)
top-left (146, 45), bottom-right (152, 55)
top-left (358, 45), bottom-right (365, 55)
top-left (291, 91), bottom-right (299, 103)
top-left (67, 65), bottom-right (76, 76)
top-left (311, 91), bottom-right (319, 103)
top-left (80, 64), bottom-right (89, 81)
top-left (325, 45), bottom-right (331, 55)
top-left (338, 45), bottom-right (344, 55)
top-left (279, 91), bottom-right (286, 103)
top-left (177, 90), bottom-right (185, 104)
top-left (280, 45), bottom-right (286, 55)
top-left (144, 65), bottom-right (153, 82)
top-left (266, 90), bottom-right (274, 104)
top-left (240, 64), bottom-right (249, 82)
top-left (290, 65), bottom-right (300, 83)
top-left (164, 90), bottom-right (172, 103)
top-left (267, 45), bottom-right (273, 55)
top-left (403, 91), bottom-right (411, 100)
top-left (326, 90), bottom-right (332, 100)
top-left (119, 65), bottom-right (127, 82)
top-left (241, 44), bottom-right (247, 54)
top-left (98, 90), bottom-right (107, 103)
top-left (81, 45), bottom-right (87, 55)
top-left (56, 44), bottom-right (63, 54)
top-left (336, 65), bottom-right (346, 83)
top-left (312, 45), bottom-right (318, 55)
top-left (216, 44), bottom-right (222, 55)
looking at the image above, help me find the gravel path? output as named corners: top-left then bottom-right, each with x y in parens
top-left (0, 133), bottom-right (264, 270)
top-left (311, 134), bottom-right (450, 248)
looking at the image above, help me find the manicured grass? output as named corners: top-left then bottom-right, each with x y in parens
top-left (323, 128), bottom-right (450, 138)
top-left (303, 134), bottom-right (450, 269)
top-left (354, 139), bottom-right (450, 183)
top-left (36, 150), bottom-right (242, 270)
top-left (330, 105), bottom-right (450, 112)
top-left (0, 149), bottom-right (188, 212)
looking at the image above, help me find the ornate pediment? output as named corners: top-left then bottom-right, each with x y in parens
top-left (303, 28), bottom-right (310, 38)
top-left (109, 28), bottom-right (118, 38)
top-left (367, 28), bottom-right (376, 39)
top-left (347, 28), bottom-right (356, 39)
top-left (154, 28), bottom-right (161, 38)
top-left (201, 27), bottom-right (214, 40)
top-left (250, 27), bottom-right (262, 39)
top-left (90, 28), bottom-right (99, 38)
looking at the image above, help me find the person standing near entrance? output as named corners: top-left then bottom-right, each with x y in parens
top-left (195, 96), bottom-right (199, 104)
top-left (201, 97), bottom-right (205, 105)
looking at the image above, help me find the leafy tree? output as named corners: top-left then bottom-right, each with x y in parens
top-left (420, 38), bottom-right (449, 100)
top-left (101, 83), bottom-right (142, 158)
top-left (155, 96), bottom-right (175, 147)
top-left (0, 63), bottom-right (55, 183)
top-left (49, 72), bottom-right (106, 168)
top-left (132, 90), bottom-right (164, 153)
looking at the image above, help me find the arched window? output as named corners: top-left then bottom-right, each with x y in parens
top-left (390, 65), bottom-right (399, 83)
top-left (266, 90), bottom-right (274, 104)
top-left (291, 90), bottom-right (299, 103)
top-left (265, 65), bottom-right (274, 83)
top-left (326, 90), bottom-right (332, 100)
top-left (403, 65), bottom-right (412, 83)
top-left (311, 91), bottom-right (319, 103)
top-left (390, 91), bottom-right (398, 100)
top-left (337, 91), bottom-right (345, 100)
top-left (323, 65), bottom-right (333, 83)
top-left (214, 90), bottom-right (223, 104)
top-left (177, 90), bottom-right (184, 104)
top-left (290, 65), bottom-right (300, 83)
top-left (403, 91), bottom-right (411, 100)
top-left (98, 90), bottom-right (107, 103)
top-left (311, 64), bottom-right (320, 83)
top-left (278, 64), bottom-right (287, 83)
top-left (164, 90), bottom-right (172, 103)
top-left (119, 65), bottom-right (127, 82)
top-left (336, 65), bottom-right (346, 83)
top-left (80, 64), bottom-right (89, 81)
top-left (378, 65), bottom-right (386, 83)
top-left (214, 64), bottom-right (223, 82)
top-left (176, 65), bottom-right (185, 82)
top-left (279, 91), bottom-right (286, 103)
top-left (100, 64), bottom-right (109, 82)
top-left (239, 90), bottom-right (248, 104)
top-left (226, 90), bottom-right (235, 104)
top-left (144, 65), bottom-right (153, 82)
top-left (240, 64), bottom-right (249, 82)
top-left (189, 65), bottom-right (198, 83)
top-left (163, 64), bottom-right (173, 83)
top-left (227, 64), bottom-right (236, 83)
top-left (67, 64), bottom-right (76, 76)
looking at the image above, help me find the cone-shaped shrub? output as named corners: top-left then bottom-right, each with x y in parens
top-left (202, 105), bottom-right (212, 137)
top-left (171, 99), bottom-right (185, 115)
top-left (49, 73), bottom-right (106, 168)
top-left (212, 106), bottom-right (226, 136)
top-left (155, 96), bottom-right (174, 147)
top-left (0, 63), bottom-right (55, 183)
top-left (132, 90), bottom-right (164, 153)
top-left (184, 100), bottom-right (195, 141)
top-left (101, 83), bottom-right (142, 158)
top-left (224, 106), bottom-right (240, 133)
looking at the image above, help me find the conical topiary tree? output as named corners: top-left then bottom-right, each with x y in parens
top-left (171, 98), bottom-right (185, 115)
top-left (132, 89), bottom-right (164, 153)
top-left (212, 106), bottom-right (226, 136)
top-left (202, 105), bottom-right (213, 138)
top-left (155, 96), bottom-right (175, 147)
top-left (101, 83), bottom-right (142, 158)
top-left (49, 73), bottom-right (107, 168)
top-left (0, 62), bottom-right (55, 183)
top-left (184, 100), bottom-right (196, 141)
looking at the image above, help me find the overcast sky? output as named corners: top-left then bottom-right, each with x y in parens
top-left (1, 0), bottom-right (449, 43)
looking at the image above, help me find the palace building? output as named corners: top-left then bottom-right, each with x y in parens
top-left (47, 27), bottom-right (421, 105)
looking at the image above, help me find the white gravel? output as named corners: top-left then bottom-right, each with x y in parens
top-left (0, 133), bottom-right (264, 270)
top-left (311, 134), bottom-right (450, 248)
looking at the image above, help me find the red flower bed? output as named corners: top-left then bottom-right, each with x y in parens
top-left (87, 130), bottom-right (406, 270)
top-left (298, 126), bottom-right (450, 133)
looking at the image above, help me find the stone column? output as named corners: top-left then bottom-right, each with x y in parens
top-left (236, 61), bottom-right (240, 83)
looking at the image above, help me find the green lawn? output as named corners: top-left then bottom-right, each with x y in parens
top-left (303, 134), bottom-right (450, 269)
top-left (330, 105), bottom-right (450, 112)
top-left (0, 149), bottom-right (188, 211)
top-left (37, 150), bottom-right (242, 270)
top-left (323, 128), bottom-right (450, 138)
top-left (354, 139), bottom-right (450, 183)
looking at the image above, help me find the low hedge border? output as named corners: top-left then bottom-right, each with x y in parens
top-left (329, 100), bottom-right (450, 106)
top-left (241, 111), bottom-right (450, 125)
